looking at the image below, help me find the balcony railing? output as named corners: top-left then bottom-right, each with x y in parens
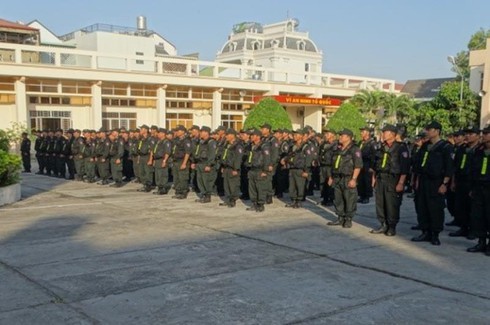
top-left (0, 43), bottom-right (396, 92)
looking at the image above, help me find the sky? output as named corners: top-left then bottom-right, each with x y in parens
top-left (4, 0), bottom-right (490, 83)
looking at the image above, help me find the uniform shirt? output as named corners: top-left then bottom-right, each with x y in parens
top-left (21, 138), bottom-right (31, 153)
top-left (221, 140), bottom-right (244, 170)
top-left (172, 136), bottom-right (192, 160)
top-left (190, 136), bottom-right (200, 163)
top-left (319, 140), bottom-right (337, 166)
top-left (71, 136), bottom-right (85, 156)
top-left (34, 137), bottom-right (42, 152)
top-left (246, 141), bottom-right (271, 171)
top-left (137, 136), bottom-right (152, 156)
top-left (470, 145), bottom-right (490, 184)
top-left (53, 136), bottom-right (66, 155)
top-left (95, 138), bottom-right (111, 158)
top-left (83, 140), bottom-right (96, 158)
top-left (374, 141), bottom-right (410, 175)
top-left (279, 139), bottom-right (291, 159)
top-left (286, 141), bottom-right (314, 171)
top-left (153, 139), bottom-right (172, 161)
top-left (359, 138), bottom-right (376, 170)
top-left (453, 144), bottom-right (477, 180)
top-left (109, 138), bottom-right (125, 159)
top-left (264, 136), bottom-right (280, 165)
top-left (194, 138), bottom-right (217, 166)
top-left (418, 140), bottom-right (454, 180)
top-left (329, 142), bottom-right (363, 177)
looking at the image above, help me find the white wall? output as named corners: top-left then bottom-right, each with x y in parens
top-left (0, 105), bottom-right (17, 130)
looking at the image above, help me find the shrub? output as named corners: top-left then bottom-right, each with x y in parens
top-left (0, 150), bottom-right (21, 187)
top-left (326, 102), bottom-right (366, 140)
top-left (243, 98), bottom-right (293, 130)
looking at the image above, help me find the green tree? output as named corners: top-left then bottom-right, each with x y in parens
top-left (452, 28), bottom-right (490, 79)
top-left (243, 97), bottom-right (292, 130)
top-left (0, 129), bottom-right (22, 187)
top-left (381, 93), bottom-right (414, 125)
top-left (350, 89), bottom-right (384, 124)
top-left (326, 102), bottom-right (366, 140)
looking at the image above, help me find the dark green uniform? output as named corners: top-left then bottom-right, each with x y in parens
top-left (153, 138), bottom-right (172, 194)
top-left (221, 140), bottom-right (244, 206)
top-left (285, 141), bottom-right (313, 207)
top-left (358, 138), bottom-right (376, 202)
top-left (137, 136), bottom-right (152, 189)
top-left (34, 135), bottom-right (43, 174)
top-left (275, 138), bottom-right (290, 198)
top-left (45, 136), bottom-right (56, 176)
top-left (95, 138), bottom-right (111, 183)
top-left (329, 142), bottom-right (363, 227)
top-left (264, 135), bottom-right (280, 203)
top-left (171, 136), bottom-right (192, 197)
top-left (83, 139), bottom-right (97, 183)
top-left (319, 139), bottom-right (337, 205)
top-left (109, 137), bottom-right (125, 186)
top-left (413, 139), bottom-right (454, 243)
top-left (373, 141), bottom-right (410, 235)
top-left (195, 138), bottom-right (217, 202)
top-left (54, 136), bottom-right (67, 178)
top-left (20, 137), bottom-right (31, 172)
top-left (128, 137), bottom-right (140, 182)
top-left (72, 135), bottom-right (85, 180)
top-left (240, 140), bottom-right (251, 200)
top-left (245, 140), bottom-right (271, 212)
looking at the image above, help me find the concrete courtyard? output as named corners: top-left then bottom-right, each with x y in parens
top-left (1, 172), bottom-right (489, 324)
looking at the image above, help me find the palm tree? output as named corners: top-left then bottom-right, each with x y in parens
top-left (350, 90), bottom-right (385, 127)
top-left (381, 93), bottom-right (414, 125)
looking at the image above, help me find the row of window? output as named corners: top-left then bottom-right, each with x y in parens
top-left (29, 96), bottom-right (91, 106)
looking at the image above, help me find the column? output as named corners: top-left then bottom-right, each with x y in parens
top-left (303, 106), bottom-right (323, 132)
top-left (157, 86), bottom-right (167, 126)
top-left (15, 77), bottom-right (28, 126)
top-left (91, 81), bottom-right (102, 129)
top-left (212, 88), bottom-right (223, 129)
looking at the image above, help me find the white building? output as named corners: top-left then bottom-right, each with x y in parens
top-left (469, 40), bottom-right (490, 127)
top-left (0, 17), bottom-right (396, 133)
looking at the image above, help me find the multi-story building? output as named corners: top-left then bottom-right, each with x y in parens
top-left (469, 40), bottom-right (490, 128)
top-left (0, 17), bottom-right (396, 132)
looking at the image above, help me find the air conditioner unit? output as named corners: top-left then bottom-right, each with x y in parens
top-left (297, 109), bottom-right (304, 117)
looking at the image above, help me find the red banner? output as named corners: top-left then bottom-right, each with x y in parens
top-left (254, 95), bottom-right (342, 107)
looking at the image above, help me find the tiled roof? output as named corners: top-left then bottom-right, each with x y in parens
top-left (402, 77), bottom-right (455, 99)
top-left (0, 18), bottom-right (39, 32)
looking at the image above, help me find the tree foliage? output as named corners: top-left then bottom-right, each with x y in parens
top-left (452, 28), bottom-right (490, 79)
top-left (243, 97), bottom-right (292, 130)
top-left (326, 102), bottom-right (366, 140)
top-left (0, 129), bottom-right (22, 187)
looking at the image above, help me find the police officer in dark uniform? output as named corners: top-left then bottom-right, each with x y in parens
top-left (71, 129), bottom-right (86, 181)
top-left (83, 130), bottom-right (97, 183)
top-left (95, 129), bottom-right (111, 185)
top-left (45, 130), bottom-right (56, 176)
top-left (34, 130), bottom-right (44, 174)
top-left (466, 126), bottom-right (490, 254)
top-left (370, 124), bottom-right (410, 236)
top-left (260, 123), bottom-right (279, 204)
top-left (128, 129), bottom-right (140, 183)
top-left (194, 126), bottom-right (217, 203)
top-left (153, 128), bottom-right (172, 195)
top-left (108, 129), bottom-right (125, 188)
top-left (188, 125), bottom-right (201, 193)
top-left (239, 129), bottom-right (252, 200)
top-left (358, 126), bottom-right (376, 204)
top-left (327, 129), bottom-right (363, 228)
top-left (449, 127), bottom-right (480, 238)
top-left (411, 121), bottom-right (454, 246)
top-left (214, 125), bottom-right (227, 196)
top-left (171, 125), bottom-right (192, 199)
top-left (245, 129), bottom-right (271, 212)
top-left (53, 129), bottom-right (67, 178)
top-left (319, 129), bottom-right (337, 206)
top-left (219, 128), bottom-right (244, 207)
top-left (282, 129), bottom-right (313, 208)
top-left (275, 129), bottom-right (291, 198)
top-left (20, 132), bottom-right (31, 173)
top-left (446, 130), bottom-right (465, 226)
top-left (136, 125), bottom-right (152, 192)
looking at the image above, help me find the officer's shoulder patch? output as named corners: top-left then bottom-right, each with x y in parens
top-left (106, 142), bottom-right (110, 146)
top-left (355, 150), bottom-right (361, 158)
top-left (186, 142), bottom-right (191, 147)
top-left (402, 151), bottom-right (408, 158)
top-left (238, 147), bottom-right (243, 154)
top-left (274, 142), bottom-right (279, 147)
top-left (264, 149), bottom-right (270, 155)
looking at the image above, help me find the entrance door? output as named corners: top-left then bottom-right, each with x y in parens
top-left (30, 117), bottom-right (65, 131)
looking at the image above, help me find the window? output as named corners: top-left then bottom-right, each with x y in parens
top-left (0, 94), bottom-right (15, 104)
top-left (102, 112), bottom-right (137, 130)
top-left (298, 41), bottom-right (305, 51)
top-left (166, 101), bottom-right (192, 109)
top-left (136, 60), bottom-right (144, 65)
top-left (166, 113), bottom-right (194, 129)
top-left (221, 114), bottom-right (243, 130)
top-left (222, 103), bottom-right (243, 111)
top-left (135, 52), bottom-right (144, 56)
top-left (305, 63), bottom-right (310, 72)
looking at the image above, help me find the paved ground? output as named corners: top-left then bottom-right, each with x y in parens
top-left (1, 171), bottom-right (490, 324)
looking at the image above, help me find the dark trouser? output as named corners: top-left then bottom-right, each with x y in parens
top-left (265, 166), bottom-right (276, 197)
top-left (416, 177), bottom-right (445, 232)
top-left (22, 152), bottom-right (31, 172)
top-left (56, 155), bottom-right (66, 177)
top-left (85, 158), bottom-right (96, 180)
top-left (138, 155), bottom-right (151, 186)
top-left (275, 165), bottom-right (289, 196)
top-left (216, 167), bottom-right (224, 195)
top-left (36, 152), bottom-right (44, 172)
top-left (454, 178), bottom-right (471, 230)
top-left (333, 176), bottom-right (358, 221)
top-left (190, 168), bottom-right (199, 192)
top-left (110, 158), bottom-right (123, 183)
top-left (446, 188), bottom-right (456, 218)
top-left (357, 167), bottom-right (373, 199)
top-left (307, 165), bottom-right (320, 194)
top-left (97, 158), bottom-right (110, 181)
top-left (248, 169), bottom-right (267, 205)
top-left (240, 166), bottom-right (250, 198)
top-left (173, 159), bottom-right (190, 195)
top-left (132, 156), bottom-right (140, 180)
top-left (196, 163), bottom-right (217, 196)
top-left (470, 183), bottom-right (490, 238)
top-left (47, 154), bottom-right (57, 175)
top-left (375, 174), bottom-right (403, 226)
top-left (66, 157), bottom-right (75, 178)
top-left (320, 165), bottom-right (334, 203)
top-left (123, 156), bottom-right (133, 179)
top-left (154, 159), bottom-right (169, 190)
top-left (223, 168), bottom-right (240, 202)
top-left (289, 169), bottom-right (306, 201)
top-left (74, 157), bottom-right (85, 179)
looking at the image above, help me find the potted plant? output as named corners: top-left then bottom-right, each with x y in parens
top-left (0, 129), bottom-right (22, 206)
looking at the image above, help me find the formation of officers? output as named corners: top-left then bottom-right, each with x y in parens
top-left (23, 121), bottom-right (490, 255)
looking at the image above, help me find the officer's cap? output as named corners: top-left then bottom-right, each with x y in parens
top-left (134, 128), bottom-right (140, 133)
top-left (139, 124), bottom-right (150, 130)
top-left (248, 129), bottom-right (261, 136)
top-left (157, 128), bottom-right (168, 134)
top-left (452, 130), bottom-right (465, 137)
top-left (338, 128), bottom-right (354, 137)
top-left (464, 126), bottom-right (481, 134)
top-left (190, 125), bottom-right (200, 131)
top-left (74, 129), bottom-right (81, 134)
top-left (260, 123), bottom-right (272, 130)
top-left (274, 128), bottom-right (283, 133)
top-left (381, 124), bottom-right (398, 133)
top-left (98, 128), bottom-right (106, 133)
top-left (322, 128), bottom-right (336, 134)
top-left (225, 128), bottom-right (237, 135)
top-left (150, 125), bottom-right (158, 130)
top-left (239, 129), bottom-right (247, 134)
top-left (82, 129), bottom-right (90, 133)
top-left (425, 121), bottom-right (442, 131)
top-left (175, 125), bottom-right (187, 132)
top-left (359, 126), bottom-right (371, 132)
top-left (282, 129), bottom-right (291, 134)
top-left (293, 128), bottom-right (306, 135)
top-left (216, 125), bottom-right (226, 131)
top-left (482, 126), bottom-right (490, 134)
top-left (396, 124), bottom-right (407, 136)
top-left (200, 126), bottom-right (211, 133)
top-left (66, 128), bottom-right (74, 134)
top-left (22, 132), bottom-right (28, 136)
top-left (56, 128), bottom-right (63, 133)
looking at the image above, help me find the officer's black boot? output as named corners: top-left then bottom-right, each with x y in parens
top-left (385, 225), bottom-right (397, 237)
top-left (246, 203), bottom-right (258, 211)
top-left (411, 224), bottom-right (421, 230)
top-left (229, 199), bottom-right (236, 208)
top-left (285, 201), bottom-right (296, 208)
top-left (202, 195), bottom-right (211, 203)
top-left (449, 227), bottom-right (469, 237)
top-left (219, 200), bottom-right (229, 206)
top-left (342, 218), bottom-right (352, 228)
top-left (370, 223), bottom-right (387, 234)
top-left (431, 231), bottom-right (441, 246)
top-left (293, 200), bottom-right (302, 209)
top-left (327, 218), bottom-right (344, 226)
top-left (266, 195), bottom-right (273, 205)
top-left (411, 231), bottom-right (432, 242)
top-left (467, 238), bottom-right (487, 253)
top-left (256, 204), bottom-right (265, 212)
